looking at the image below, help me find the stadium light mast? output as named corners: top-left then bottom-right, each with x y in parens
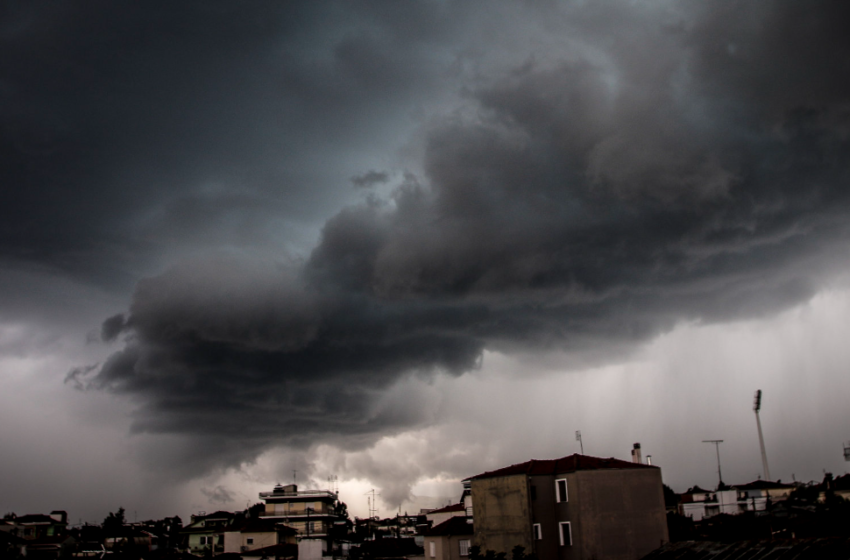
top-left (702, 440), bottom-right (724, 488)
top-left (754, 389), bottom-right (771, 481)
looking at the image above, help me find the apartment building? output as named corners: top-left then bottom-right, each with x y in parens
top-left (466, 454), bottom-right (668, 560)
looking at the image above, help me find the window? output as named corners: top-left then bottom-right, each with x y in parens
top-left (530, 486), bottom-right (537, 500)
top-left (533, 523), bottom-right (542, 541)
top-left (429, 541), bottom-right (436, 557)
top-left (199, 536), bottom-right (209, 545)
top-left (459, 539), bottom-right (471, 557)
top-left (559, 522), bottom-right (572, 546)
top-left (247, 538), bottom-right (254, 545)
top-left (556, 479), bottom-right (568, 502)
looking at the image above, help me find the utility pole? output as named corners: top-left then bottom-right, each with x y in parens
top-left (753, 390), bottom-right (772, 481)
top-left (702, 440), bottom-right (724, 488)
top-left (576, 431), bottom-right (583, 455)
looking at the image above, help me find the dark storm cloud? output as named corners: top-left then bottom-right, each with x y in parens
top-left (71, 1), bottom-right (850, 480)
top-left (351, 170), bottom-right (390, 189)
top-left (0, 0), bottom-right (454, 288)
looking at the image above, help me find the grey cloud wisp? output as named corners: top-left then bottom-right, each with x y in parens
top-left (67, 1), bottom-right (850, 485)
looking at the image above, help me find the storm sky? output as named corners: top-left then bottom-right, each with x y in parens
top-left (3, 0), bottom-right (850, 522)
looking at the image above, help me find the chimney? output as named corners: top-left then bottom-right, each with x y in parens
top-left (631, 443), bottom-right (642, 464)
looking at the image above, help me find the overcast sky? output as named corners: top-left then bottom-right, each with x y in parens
top-left (3, 0), bottom-right (850, 523)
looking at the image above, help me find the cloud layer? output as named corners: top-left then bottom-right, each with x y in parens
top-left (18, 1), bottom-right (850, 499)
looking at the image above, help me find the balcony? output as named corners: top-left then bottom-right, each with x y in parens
top-left (259, 490), bottom-right (337, 500)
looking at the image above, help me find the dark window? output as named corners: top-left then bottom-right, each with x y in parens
top-left (530, 486), bottom-right (537, 500)
top-left (533, 524), bottom-right (542, 540)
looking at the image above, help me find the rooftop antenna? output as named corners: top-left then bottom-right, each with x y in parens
top-left (702, 440), bottom-right (724, 488)
top-left (843, 441), bottom-right (850, 462)
top-left (365, 489), bottom-right (378, 519)
top-left (753, 390), bottom-right (771, 481)
top-left (576, 430), bottom-right (583, 455)
top-left (293, 469), bottom-right (297, 486)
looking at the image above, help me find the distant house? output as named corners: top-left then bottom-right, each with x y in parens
top-left (5, 512), bottom-right (73, 560)
top-left (223, 517), bottom-right (297, 555)
top-left (182, 511), bottom-right (236, 556)
top-left (104, 527), bottom-right (158, 552)
top-left (425, 503), bottom-right (467, 528)
top-left (423, 516), bottom-right (474, 560)
top-left (354, 537), bottom-right (423, 560)
top-left (466, 454), bottom-right (668, 560)
top-left (678, 481), bottom-right (795, 521)
top-left (12, 512), bottom-right (67, 541)
top-left (735, 480), bottom-right (795, 504)
top-left (822, 473), bottom-right (850, 502)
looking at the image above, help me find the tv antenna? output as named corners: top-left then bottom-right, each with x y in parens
top-left (365, 489), bottom-right (379, 519)
top-left (753, 390), bottom-right (771, 481)
top-left (575, 430), bottom-right (584, 455)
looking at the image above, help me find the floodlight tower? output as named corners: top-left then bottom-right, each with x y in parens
top-left (754, 389), bottom-right (771, 481)
top-left (702, 440), bottom-right (724, 488)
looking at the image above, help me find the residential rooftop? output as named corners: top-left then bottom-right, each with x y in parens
top-left (425, 516), bottom-right (473, 537)
top-left (427, 503), bottom-right (466, 515)
top-left (465, 453), bottom-right (655, 481)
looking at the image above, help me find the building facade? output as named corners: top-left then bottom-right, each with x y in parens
top-left (259, 484), bottom-right (345, 557)
top-left (467, 454), bottom-right (668, 560)
top-left (424, 516), bottom-right (474, 560)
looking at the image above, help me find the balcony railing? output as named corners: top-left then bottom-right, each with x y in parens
top-left (260, 490), bottom-right (337, 499)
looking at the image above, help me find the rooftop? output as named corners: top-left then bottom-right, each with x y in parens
top-left (14, 514), bottom-right (60, 525)
top-left (427, 503), bottom-right (466, 515)
top-left (259, 484), bottom-right (337, 501)
top-left (425, 517), bottom-right (474, 537)
top-left (641, 538), bottom-right (850, 560)
top-left (684, 485), bottom-right (713, 495)
top-left (466, 453), bottom-right (654, 481)
top-left (734, 480), bottom-right (796, 491)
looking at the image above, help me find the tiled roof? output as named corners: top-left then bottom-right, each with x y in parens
top-left (238, 518), bottom-right (297, 534)
top-left (14, 514), bottom-right (58, 524)
top-left (466, 454), bottom-right (653, 481)
top-left (734, 480), bottom-right (796, 491)
top-left (241, 543), bottom-right (298, 558)
top-left (684, 485), bottom-right (712, 495)
top-left (425, 517), bottom-right (473, 537)
top-left (427, 503), bottom-right (466, 515)
top-left (641, 538), bottom-right (850, 560)
top-left (203, 511), bottom-right (234, 520)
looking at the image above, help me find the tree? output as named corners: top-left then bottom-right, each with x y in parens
top-left (103, 508), bottom-right (125, 534)
top-left (663, 484), bottom-right (679, 509)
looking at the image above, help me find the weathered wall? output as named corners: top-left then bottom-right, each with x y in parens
top-left (424, 535), bottom-right (470, 560)
top-left (574, 469), bottom-right (669, 560)
top-left (471, 475), bottom-right (531, 555)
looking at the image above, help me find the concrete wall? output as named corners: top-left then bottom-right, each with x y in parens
top-left (570, 469), bottom-right (668, 560)
top-left (471, 474), bottom-right (532, 555)
top-left (423, 535), bottom-right (472, 560)
top-left (474, 468), bottom-right (668, 560)
top-left (242, 530), bottom-right (278, 551)
top-left (298, 539), bottom-right (326, 560)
